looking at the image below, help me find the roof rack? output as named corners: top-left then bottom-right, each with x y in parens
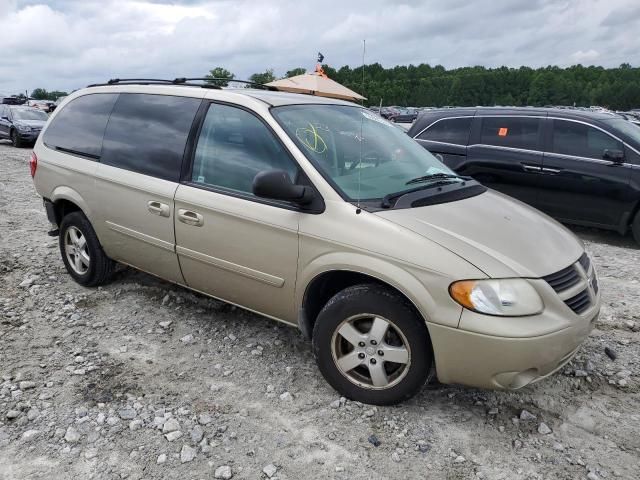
top-left (87, 77), bottom-right (278, 91)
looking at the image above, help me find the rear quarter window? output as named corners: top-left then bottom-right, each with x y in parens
top-left (100, 93), bottom-right (201, 181)
top-left (479, 117), bottom-right (541, 150)
top-left (417, 117), bottom-right (472, 145)
top-left (43, 93), bottom-right (119, 159)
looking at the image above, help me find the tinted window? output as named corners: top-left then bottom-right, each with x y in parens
top-left (101, 94), bottom-right (201, 181)
top-left (552, 120), bottom-right (622, 160)
top-left (43, 94), bottom-right (118, 158)
top-left (191, 104), bottom-right (298, 195)
top-left (480, 117), bottom-right (541, 150)
top-left (418, 117), bottom-right (472, 145)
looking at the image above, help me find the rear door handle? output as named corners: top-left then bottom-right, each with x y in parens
top-left (178, 209), bottom-right (204, 227)
top-left (541, 167), bottom-right (562, 174)
top-left (147, 201), bottom-right (170, 217)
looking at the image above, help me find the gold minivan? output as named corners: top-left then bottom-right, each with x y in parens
top-left (31, 81), bottom-right (601, 405)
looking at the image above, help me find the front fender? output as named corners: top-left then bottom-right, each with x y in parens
top-left (297, 251), bottom-right (464, 329)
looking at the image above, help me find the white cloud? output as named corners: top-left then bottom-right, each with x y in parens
top-left (0, 0), bottom-right (638, 95)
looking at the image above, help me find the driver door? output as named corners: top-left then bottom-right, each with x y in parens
top-left (174, 102), bottom-right (302, 322)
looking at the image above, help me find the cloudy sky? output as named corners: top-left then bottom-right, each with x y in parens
top-left (1, 0), bottom-right (638, 95)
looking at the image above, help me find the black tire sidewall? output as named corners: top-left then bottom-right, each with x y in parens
top-left (632, 212), bottom-right (640, 246)
top-left (10, 130), bottom-right (20, 147)
top-left (59, 212), bottom-right (106, 287)
top-left (312, 284), bottom-right (432, 405)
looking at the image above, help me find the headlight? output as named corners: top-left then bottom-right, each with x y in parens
top-left (449, 279), bottom-right (544, 316)
top-left (16, 124), bottom-right (31, 132)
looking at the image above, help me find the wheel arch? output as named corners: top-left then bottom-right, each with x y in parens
top-left (298, 262), bottom-right (435, 341)
top-left (49, 187), bottom-right (92, 226)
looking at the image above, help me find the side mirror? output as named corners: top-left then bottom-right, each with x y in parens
top-left (253, 170), bottom-right (315, 205)
top-left (603, 149), bottom-right (624, 163)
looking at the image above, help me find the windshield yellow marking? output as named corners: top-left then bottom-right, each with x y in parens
top-left (295, 122), bottom-right (328, 154)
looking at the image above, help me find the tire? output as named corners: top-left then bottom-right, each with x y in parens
top-left (59, 211), bottom-right (115, 287)
top-left (10, 130), bottom-right (22, 148)
top-left (312, 283), bottom-right (432, 405)
top-left (632, 211), bottom-right (640, 246)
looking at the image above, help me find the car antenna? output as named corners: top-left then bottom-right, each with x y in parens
top-left (356, 39), bottom-right (366, 215)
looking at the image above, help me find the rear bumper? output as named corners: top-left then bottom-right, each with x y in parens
top-left (428, 307), bottom-right (598, 390)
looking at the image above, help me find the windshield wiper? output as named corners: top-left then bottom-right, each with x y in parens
top-left (381, 180), bottom-right (461, 208)
top-left (405, 173), bottom-right (470, 186)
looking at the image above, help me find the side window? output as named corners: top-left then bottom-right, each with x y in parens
top-left (191, 104), bottom-right (298, 196)
top-left (417, 117), bottom-right (472, 145)
top-left (552, 120), bottom-right (623, 160)
top-left (43, 94), bottom-right (118, 159)
top-left (101, 93), bottom-right (201, 181)
top-left (480, 117), bottom-right (541, 150)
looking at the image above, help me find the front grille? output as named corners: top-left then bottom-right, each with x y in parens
top-left (542, 253), bottom-right (596, 315)
top-left (565, 289), bottom-right (591, 314)
top-left (542, 264), bottom-right (581, 293)
top-left (578, 252), bottom-right (590, 272)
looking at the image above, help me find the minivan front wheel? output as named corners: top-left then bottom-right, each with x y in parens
top-left (59, 212), bottom-right (115, 287)
top-left (313, 284), bottom-right (432, 405)
top-left (10, 130), bottom-right (22, 148)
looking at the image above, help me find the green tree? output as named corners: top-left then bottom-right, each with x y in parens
top-left (285, 67), bottom-right (306, 78)
top-left (31, 88), bottom-right (49, 100)
top-left (205, 67), bottom-right (235, 87)
top-left (249, 69), bottom-right (276, 85)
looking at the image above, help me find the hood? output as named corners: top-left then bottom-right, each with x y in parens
top-left (375, 190), bottom-right (583, 278)
top-left (15, 120), bottom-right (46, 128)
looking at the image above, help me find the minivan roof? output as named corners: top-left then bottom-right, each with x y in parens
top-left (83, 84), bottom-right (358, 108)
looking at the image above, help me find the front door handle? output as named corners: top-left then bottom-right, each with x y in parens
top-left (541, 167), bottom-right (562, 174)
top-left (178, 209), bottom-right (204, 227)
top-left (521, 164), bottom-right (542, 173)
top-left (147, 201), bottom-right (170, 217)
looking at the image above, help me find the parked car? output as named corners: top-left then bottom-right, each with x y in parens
top-left (380, 106), bottom-right (400, 119)
top-left (0, 105), bottom-right (49, 147)
top-left (408, 107), bottom-right (640, 244)
top-left (26, 99), bottom-right (53, 112)
top-left (389, 108), bottom-right (418, 123)
top-left (32, 84), bottom-right (599, 404)
top-left (2, 96), bottom-right (26, 105)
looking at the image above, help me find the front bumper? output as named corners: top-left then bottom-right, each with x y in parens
top-left (428, 304), bottom-right (598, 390)
top-left (16, 130), bottom-right (41, 142)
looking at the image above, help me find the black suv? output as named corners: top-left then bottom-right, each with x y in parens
top-left (408, 107), bottom-right (640, 244)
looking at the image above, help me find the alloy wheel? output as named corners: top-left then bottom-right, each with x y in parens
top-left (331, 314), bottom-right (411, 390)
top-left (64, 226), bottom-right (90, 275)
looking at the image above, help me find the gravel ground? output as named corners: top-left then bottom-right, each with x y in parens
top-left (0, 140), bottom-right (639, 480)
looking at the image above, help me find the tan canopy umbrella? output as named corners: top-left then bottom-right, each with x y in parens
top-left (266, 72), bottom-right (366, 102)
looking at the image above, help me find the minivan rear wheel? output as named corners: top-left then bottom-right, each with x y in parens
top-left (312, 284), bottom-right (432, 405)
top-left (59, 212), bottom-right (115, 287)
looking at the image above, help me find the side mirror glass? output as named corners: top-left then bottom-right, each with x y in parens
top-left (603, 149), bottom-right (624, 163)
top-left (253, 170), bottom-right (314, 205)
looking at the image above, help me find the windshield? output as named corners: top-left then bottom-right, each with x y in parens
top-left (12, 108), bottom-right (48, 121)
top-left (271, 104), bottom-right (454, 201)
top-left (605, 118), bottom-right (640, 144)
